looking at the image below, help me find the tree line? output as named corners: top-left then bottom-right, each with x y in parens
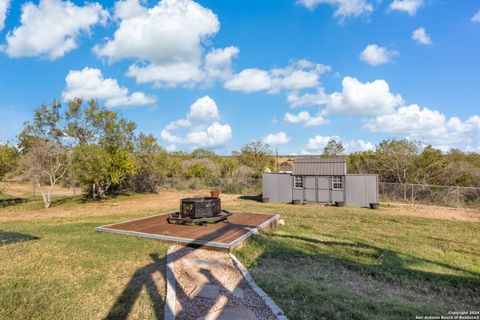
top-left (0, 99), bottom-right (479, 208)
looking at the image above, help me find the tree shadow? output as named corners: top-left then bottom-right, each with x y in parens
top-left (241, 232), bottom-right (480, 318)
top-left (0, 230), bottom-right (39, 246)
top-left (238, 195), bottom-right (263, 202)
top-left (104, 253), bottom-right (165, 320)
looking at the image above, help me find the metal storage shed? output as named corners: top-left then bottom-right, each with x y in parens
top-left (263, 157), bottom-right (378, 208)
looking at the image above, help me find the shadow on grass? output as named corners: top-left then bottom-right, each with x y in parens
top-left (104, 253), bottom-right (165, 320)
top-left (239, 233), bottom-right (480, 319)
top-left (238, 195), bottom-right (263, 202)
top-left (0, 230), bottom-right (39, 245)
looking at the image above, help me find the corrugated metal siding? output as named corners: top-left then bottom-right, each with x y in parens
top-left (262, 173), bottom-right (293, 202)
top-left (293, 158), bottom-right (346, 176)
top-left (345, 175), bottom-right (378, 207)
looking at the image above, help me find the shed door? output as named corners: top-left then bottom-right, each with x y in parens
top-left (304, 176), bottom-right (316, 202)
top-left (317, 177), bottom-right (331, 202)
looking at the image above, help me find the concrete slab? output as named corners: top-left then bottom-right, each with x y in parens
top-left (196, 307), bottom-right (257, 320)
top-left (232, 287), bottom-right (244, 300)
top-left (191, 284), bottom-right (220, 299)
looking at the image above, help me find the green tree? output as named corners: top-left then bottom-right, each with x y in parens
top-left (375, 139), bottom-right (419, 183)
top-left (238, 141), bottom-right (273, 178)
top-left (322, 139), bottom-right (345, 157)
top-left (70, 145), bottom-right (136, 199)
top-left (0, 144), bottom-right (19, 180)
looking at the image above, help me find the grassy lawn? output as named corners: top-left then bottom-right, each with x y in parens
top-left (1, 190), bottom-right (479, 320)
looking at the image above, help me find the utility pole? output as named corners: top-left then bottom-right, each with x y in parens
top-left (276, 148), bottom-right (279, 173)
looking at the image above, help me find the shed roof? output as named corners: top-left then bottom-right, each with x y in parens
top-left (293, 157), bottom-right (346, 175)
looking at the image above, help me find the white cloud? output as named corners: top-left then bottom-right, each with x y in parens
top-left (287, 88), bottom-right (329, 108)
top-left (204, 46), bottom-right (240, 82)
top-left (471, 10), bottom-right (480, 23)
top-left (263, 132), bottom-right (291, 145)
top-left (389, 0), bottom-right (423, 16)
top-left (0, 0), bottom-right (9, 31)
top-left (360, 44), bottom-right (399, 66)
top-left (62, 67), bottom-right (155, 108)
top-left (303, 135), bottom-right (339, 154)
top-left (302, 135), bottom-right (374, 154)
top-left (363, 104), bottom-right (480, 150)
top-left (224, 68), bottom-right (272, 93)
top-left (284, 111), bottom-right (329, 127)
top-left (5, 0), bottom-right (107, 59)
top-left (160, 96), bottom-right (232, 148)
top-left (327, 76), bottom-right (403, 115)
top-left (344, 139), bottom-right (375, 153)
top-left (94, 0), bottom-right (219, 87)
top-left (412, 27), bottom-right (431, 45)
top-left (297, 0), bottom-right (373, 20)
top-left (225, 60), bottom-right (330, 94)
top-left (286, 77), bottom-right (403, 115)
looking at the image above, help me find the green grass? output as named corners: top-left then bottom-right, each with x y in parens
top-left (0, 211), bottom-right (169, 320)
top-left (231, 203), bottom-right (480, 320)
top-left (1, 195), bottom-right (479, 320)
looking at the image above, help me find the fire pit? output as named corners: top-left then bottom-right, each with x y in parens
top-left (167, 197), bottom-right (232, 225)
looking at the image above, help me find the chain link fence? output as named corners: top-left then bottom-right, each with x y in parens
top-left (158, 177), bottom-right (262, 196)
top-left (379, 182), bottom-right (480, 209)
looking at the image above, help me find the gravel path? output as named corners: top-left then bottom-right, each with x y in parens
top-left (172, 245), bottom-right (277, 320)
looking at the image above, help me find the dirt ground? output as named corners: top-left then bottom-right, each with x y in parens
top-left (1, 181), bottom-right (479, 223)
top-left (0, 181), bottom-right (79, 198)
top-left (0, 188), bottom-right (241, 222)
top-left (379, 202), bottom-right (480, 222)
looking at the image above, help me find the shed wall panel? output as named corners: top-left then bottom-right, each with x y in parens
top-left (345, 175), bottom-right (378, 207)
top-left (262, 174), bottom-right (293, 202)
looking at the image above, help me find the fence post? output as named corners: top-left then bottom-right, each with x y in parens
top-left (403, 183), bottom-right (407, 203)
top-left (411, 184), bottom-right (414, 205)
top-left (456, 186), bottom-right (460, 209)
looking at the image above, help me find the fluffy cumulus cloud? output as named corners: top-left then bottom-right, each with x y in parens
top-left (263, 132), bottom-right (291, 145)
top-left (204, 46), bottom-right (240, 82)
top-left (286, 77), bottom-right (403, 115)
top-left (62, 67), bottom-right (155, 108)
top-left (389, 0), bottom-right (423, 16)
top-left (0, 0), bottom-right (9, 31)
top-left (94, 0), bottom-right (219, 87)
top-left (160, 96), bottom-right (232, 148)
top-left (225, 60), bottom-right (330, 94)
top-left (297, 0), bottom-right (373, 20)
top-left (302, 135), bottom-right (374, 154)
top-left (471, 10), bottom-right (480, 22)
top-left (412, 27), bottom-right (431, 45)
top-left (284, 111), bottom-right (329, 127)
top-left (224, 68), bottom-right (272, 93)
top-left (327, 76), bottom-right (404, 115)
top-left (5, 0), bottom-right (107, 59)
top-left (363, 104), bottom-right (480, 150)
top-left (287, 88), bottom-right (329, 108)
top-left (360, 44), bottom-right (399, 66)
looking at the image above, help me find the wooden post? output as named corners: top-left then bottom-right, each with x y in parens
top-left (411, 184), bottom-right (414, 205)
top-left (456, 186), bottom-right (460, 209)
top-left (404, 183), bottom-right (407, 203)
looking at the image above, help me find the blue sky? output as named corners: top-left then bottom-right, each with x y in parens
top-left (1, 0), bottom-right (480, 154)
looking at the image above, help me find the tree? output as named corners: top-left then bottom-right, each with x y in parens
top-left (130, 134), bottom-right (170, 192)
top-left (21, 141), bottom-right (68, 208)
top-left (0, 144), bottom-right (19, 180)
top-left (347, 150), bottom-right (375, 174)
top-left (219, 157), bottom-right (239, 178)
top-left (323, 139), bottom-right (345, 157)
top-left (19, 99), bottom-right (138, 199)
top-left (238, 141), bottom-right (272, 178)
top-left (70, 145), bottom-right (136, 199)
top-left (375, 139), bottom-right (419, 183)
